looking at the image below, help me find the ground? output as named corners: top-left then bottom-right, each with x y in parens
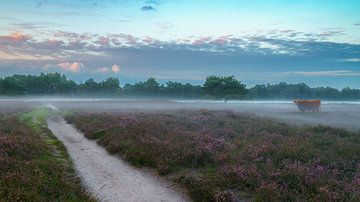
top-left (0, 99), bottom-right (359, 201)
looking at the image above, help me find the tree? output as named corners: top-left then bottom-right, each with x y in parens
top-left (341, 87), bottom-right (360, 100)
top-left (203, 75), bottom-right (247, 99)
top-left (143, 78), bottom-right (160, 93)
top-left (0, 73), bottom-right (121, 96)
top-left (1, 73), bottom-right (360, 100)
top-left (164, 81), bottom-right (202, 97)
top-left (0, 77), bottom-right (26, 95)
top-left (124, 78), bottom-right (160, 95)
top-left (100, 77), bottom-right (121, 95)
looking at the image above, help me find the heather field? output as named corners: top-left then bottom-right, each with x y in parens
top-left (66, 110), bottom-right (360, 201)
top-left (0, 109), bottom-right (93, 201)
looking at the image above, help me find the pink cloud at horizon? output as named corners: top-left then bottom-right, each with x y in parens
top-left (58, 62), bottom-right (83, 73)
top-left (111, 65), bottom-right (120, 73)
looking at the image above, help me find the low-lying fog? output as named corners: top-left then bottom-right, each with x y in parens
top-left (2, 97), bottom-right (360, 131)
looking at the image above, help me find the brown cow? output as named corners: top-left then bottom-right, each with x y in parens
top-left (293, 99), bottom-right (321, 112)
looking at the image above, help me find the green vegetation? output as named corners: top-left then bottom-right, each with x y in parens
top-left (0, 73), bottom-right (120, 96)
top-left (0, 109), bottom-right (94, 201)
top-left (203, 76), bottom-right (247, 99)
top-left (123, 78), bottom-right (202, 98)
top-left (1, 73), bottom-right (360, 100)
top-left (249, 82), bottom-right (360, 100)
top-left (66, 110), bottom-right (360, 201)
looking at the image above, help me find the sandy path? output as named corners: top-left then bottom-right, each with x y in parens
top-left (47, 116), bottom-right (188, 202)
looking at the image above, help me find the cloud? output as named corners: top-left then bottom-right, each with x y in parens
top-left (146, 1), bottom-right (159, 5)
top-left (141, 6), bottom-right (156, 11)
top-left (93, 67), bottom-right (110, 74)
top-left (142, 36), bottom-right (155, 44)
top-left (111, 64), bottom-right (120, 73)
top-left (34, 0), bottom-right (111, 10)
top-left (57, 62), bottom-right (83, 72)
top-left (0, 32), bottom-right (32, 44)
top-left (1, 30), bottom-right (360, 86)
top-left (8, 23), bottom-right (47, 30)
top-left (279, 29), bottom-right (296, 33)
top-left (96, 36), bottom-right (110, 47)
top-left (340, 58), bottom-right (360, 62)
top-left (317, 31), bottom-right (343, 38)
top-left (54, 31), bottom-right (81, 39)
top-left (192, 37), bottom-right (212, 46)
top-left (282, 70), bottom-right (360, 77)
top-left (0, 50), bottom-right (55, 61)
top-left (213, 35), bottom-right (233, 45)
top-left (91, 65), bottom-right (120, 74)
top-left (2, 29), bottom-right (356, 61)
top-left (35, 0), bottom-right (48, 8)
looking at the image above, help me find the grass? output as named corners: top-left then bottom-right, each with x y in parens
top-left (0, 108), bottom-right (94, 202)
top-left (66, 110), bottom-right (360, 201)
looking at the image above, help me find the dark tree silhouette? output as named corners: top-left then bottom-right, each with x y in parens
top-left (203, 76), bottom-right (247, 99)
top-left (1, 73), bottom-right (360, 100)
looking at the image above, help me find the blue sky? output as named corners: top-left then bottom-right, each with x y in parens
top-left (0, 0), bottom-right (359, 88)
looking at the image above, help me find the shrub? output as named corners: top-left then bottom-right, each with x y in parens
top-left (0, 115), bottom-right (93, 201)
top-left (66, 110), bottom-right (360, 201)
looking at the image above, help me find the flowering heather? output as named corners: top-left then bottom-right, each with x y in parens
top-left (66, 110), bottom-right (360, 201)
top-left (0, 115), bottom-right (93, 201)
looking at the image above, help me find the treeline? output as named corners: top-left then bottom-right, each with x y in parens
top-left (123, 76), bottom-right (246, 99)
top-left (123, 78), bottom-right (202, 98)
top-left (1, 73), bottom-right (360, 100)
top-left (249, 82), bottom-right (360, 100)
top-left (0, 73), bottom-right (120, 96)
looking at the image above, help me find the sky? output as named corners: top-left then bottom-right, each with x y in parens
top-left (0, 0), bottom-right (359, 88)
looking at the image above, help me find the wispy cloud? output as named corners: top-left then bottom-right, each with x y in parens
top-left (0, 30), bottom-right (359, 58)
top-left (92, 64), bottom-right (120, 74)
top-left (316, 31), bottom-right (344, 40)
top-left (1, 30), bottom-right (359, 84)
top-left (141, 6), bottom-right (156, 11)
top-left (146, 1), bottom-right (159, 5)
top-left (35, 0), bottom-right (48, 8)
top-left (92, 67), bottom-right (110, 74)
top-left (339, 58), bottom-right (360, 62)
top-left (281, 70), bottom-right (360, 77)
top-left (0, 32), bottom-right (32, 43)
top-left (8, 23), bottom-right (47, 30)
top-left (0, 50), bottom-right (55, 61)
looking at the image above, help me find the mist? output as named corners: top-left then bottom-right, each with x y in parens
top-left (2, 97), bottom-right (359, 131)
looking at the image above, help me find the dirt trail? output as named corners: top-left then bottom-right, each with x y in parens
top-left (47, 115), bottom-right (188, 202)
